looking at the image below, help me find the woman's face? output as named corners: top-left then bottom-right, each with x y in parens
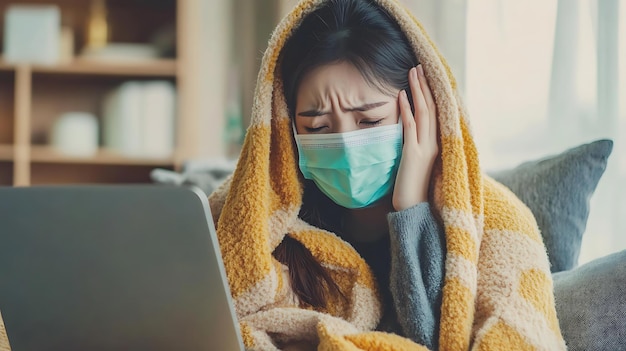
top-left (294, 61), bottom-right (400, 134)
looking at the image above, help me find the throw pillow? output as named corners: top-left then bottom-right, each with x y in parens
top-left (552, 249), bottom-right (626, 351)
top-left (490, 139), bottom-right (613, 273)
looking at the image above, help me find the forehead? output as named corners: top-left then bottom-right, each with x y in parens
top-left (297, 62), bottom-right (392, 101)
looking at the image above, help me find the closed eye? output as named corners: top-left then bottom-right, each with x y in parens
top-left (360, 119), bottom-right (384, 126)
top-left (304, 126), bottom-right (327, 133)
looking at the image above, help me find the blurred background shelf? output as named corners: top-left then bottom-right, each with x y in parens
top-left (0, 69), bottom-right (14, 146)
top-left (0, 161), bottom-right (12, 186)
top-left (29, 163), bottom-right (168, 185)
top-left (0, 57), bottom-right (12, 70)
top-left (0, 145), bottom-right (13, 161)
top-left (0, 0), bottom-right (217, 186)
top-left (30, 146), bottom-right (175, 166)
top-left (25, 58), bottom-right (177, 77)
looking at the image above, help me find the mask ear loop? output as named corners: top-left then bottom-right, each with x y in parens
top-left (291, 121), bottom-right (304, 153)
top-left (291, 120), bottom-right (306, 172)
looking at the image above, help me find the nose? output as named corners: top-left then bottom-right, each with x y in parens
top-left (331, 111), bottom-right (358, 133)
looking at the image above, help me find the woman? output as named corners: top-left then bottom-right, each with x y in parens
top-left (209, 0), bottom-right (566, 350)
top-left (278, 0), bottom-right (444, 348)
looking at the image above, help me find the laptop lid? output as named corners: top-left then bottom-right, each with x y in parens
top-left (0, 185), bottom-right (244, 351)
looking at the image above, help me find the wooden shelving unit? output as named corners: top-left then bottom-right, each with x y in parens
top-left (26, 58), bottom-right (177, 77)
top-left (29, 146), bottom-right (175, 166)
top-left (0, 0), bottom-right (211, 187)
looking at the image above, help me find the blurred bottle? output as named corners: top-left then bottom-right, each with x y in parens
top-left (85, 0), bottom-right (109, 50)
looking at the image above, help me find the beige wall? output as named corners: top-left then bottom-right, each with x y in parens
top-left (234, 0), bottom-right (281, 131)
top-left (183, 0), bottom-right (232, 159)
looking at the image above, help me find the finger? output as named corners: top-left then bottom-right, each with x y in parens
top-left (399, 90), bottom-right (417, 147)
top-left (409, 66), bottom-right (429, 144)
top-left (416, 64), bottom-right (438, 142)
top-left (410, 65), bottom-right (430, 144)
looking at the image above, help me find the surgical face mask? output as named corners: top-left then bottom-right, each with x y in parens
top-left (294, 122), bottom-right (403, 209)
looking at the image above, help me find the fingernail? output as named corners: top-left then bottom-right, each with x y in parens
top-left (418, 64), bottom-right (425, 77)
top-left (411, 67), bottom-right (418, 79)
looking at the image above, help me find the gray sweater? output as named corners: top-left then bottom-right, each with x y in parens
top-left (348, 202), bottom-right (445, 350)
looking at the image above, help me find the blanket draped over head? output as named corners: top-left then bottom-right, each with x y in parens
top-left (208, 0), bottom-right (567, 350)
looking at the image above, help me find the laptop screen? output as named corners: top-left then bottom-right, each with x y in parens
top-left (0, 185), bottom-right (244, 351)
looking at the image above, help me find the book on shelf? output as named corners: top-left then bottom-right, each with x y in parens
top-left (102, 81), bottom-right (176, 159)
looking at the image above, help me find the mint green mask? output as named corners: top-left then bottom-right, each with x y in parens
top-left (294, 123), bottom-right (403, 209)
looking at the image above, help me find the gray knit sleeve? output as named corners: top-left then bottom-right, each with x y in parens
top-left (387, 202), bottom-right (446, 351)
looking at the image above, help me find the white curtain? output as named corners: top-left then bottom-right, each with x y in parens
top-left (463, 0), bottom-right (625, 263)
top-left (402, 0), bottom-right (468, 92)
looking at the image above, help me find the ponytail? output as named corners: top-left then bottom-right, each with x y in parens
top-left (273, 236), bottom-right (344, 308)
top-left (272, 180), bottom-right (346, 309)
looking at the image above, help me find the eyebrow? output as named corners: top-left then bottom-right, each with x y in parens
top-left (297, 101), bottom-right (388, 117)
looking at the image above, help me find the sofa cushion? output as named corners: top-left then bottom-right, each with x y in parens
top-left (490, 139), bottom-right (613, 272)
top-left (552, 249), bottom-right (626, 351)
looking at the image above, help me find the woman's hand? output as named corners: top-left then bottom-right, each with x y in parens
top-left (392, 64), bottom-right (439, 212)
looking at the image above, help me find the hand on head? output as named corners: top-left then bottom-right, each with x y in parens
top-left (392, 64), bottom-right (439, 211)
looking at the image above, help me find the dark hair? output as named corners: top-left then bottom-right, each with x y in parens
top-left (280, 0), bottom-right (418, 118)
top-left (273, 0), bottom-right (418, 309)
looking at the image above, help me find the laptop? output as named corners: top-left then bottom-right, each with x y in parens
top-left (0, 185), bottom-right (245, 351)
